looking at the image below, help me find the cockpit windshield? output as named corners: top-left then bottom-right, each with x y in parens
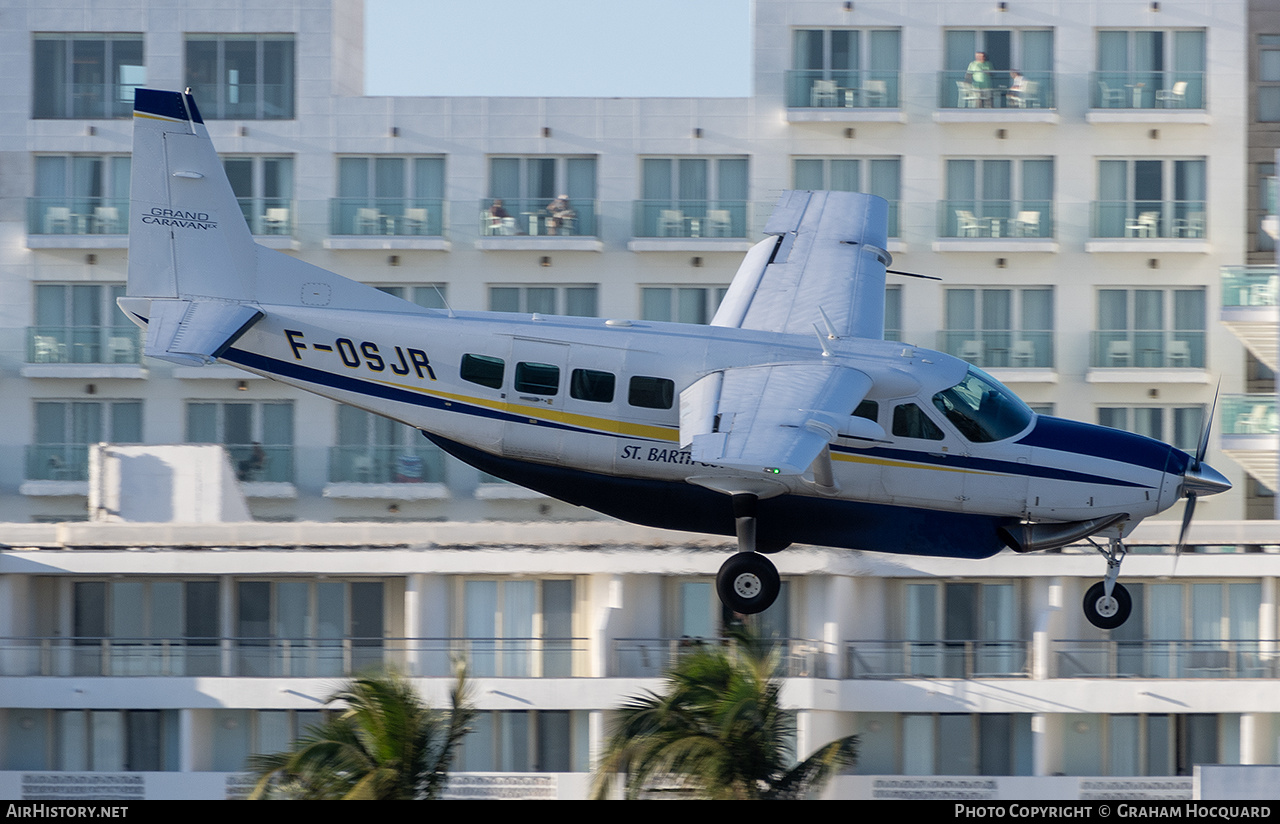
top-left (931, 367), bottom-right (1034, 443)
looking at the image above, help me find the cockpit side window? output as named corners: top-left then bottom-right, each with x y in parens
top-left (931, 368), bottom-right (1034, 443)
top-left (853, 400), bottom-right (879, 422)
top-left (892, 403), bottom-right (944, 441)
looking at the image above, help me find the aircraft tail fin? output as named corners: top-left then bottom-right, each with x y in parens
top-left (127, 89), bottom-right (257, 302)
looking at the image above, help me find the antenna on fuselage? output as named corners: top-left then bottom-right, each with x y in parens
top-left (431, 284), bottom-right (456, 318)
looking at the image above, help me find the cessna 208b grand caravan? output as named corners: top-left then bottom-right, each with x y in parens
top-left (121, 89), bottom-right (1231, 628)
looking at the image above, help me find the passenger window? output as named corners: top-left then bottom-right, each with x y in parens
top-left (853, 400), bottom-right (879, 422)
top-left (570, 368), bottom-right (615, 403)
top-left (460, 354), bottom-right (504, 389)
top-left (515, 362), bottom-right (560, 395)
top-left (628, 376), bottom-right (674, 409)
top-left (892, 403), bottom-right (944, 441)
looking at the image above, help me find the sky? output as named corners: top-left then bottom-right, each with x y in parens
top-left (364, 0), bottom-right (752, 98)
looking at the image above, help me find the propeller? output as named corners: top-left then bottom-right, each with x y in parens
top-left (1175, 385), bottom-right (1232, 563)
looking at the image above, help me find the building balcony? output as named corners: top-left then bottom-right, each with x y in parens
top-left (784, 69), bottom-right (903, 122)
top-left (612, 637), bottom-right (833, 678)
top-left (323, 444), bottom-right (449, 500)
top-left (934, 200), bottom-right (1056, 251)
top-left (1054, 639), bottom-right (1274, 679)
top-left (934, 70), bottom-right (1058, 123)
top-left (476, 198), bottom-right (602, 250)
top-left (26, 197), bottom-right (128, 248)
top-left (1220, 394), bottom-right (1278, 490)
top-left (1221, 265), bottom-right (1278, 371)
top-left (325, 197), bottom-right (449, 250)
top-left (1088, 70), bottom-right (1207, 121)
top-left (185, 81), bottom-right (293, 120)
top-left (1087, 201), bottom-right (1209, 252)
top-left (24, 444), bottom-right (93, 483)
top-left (34, 81), bottom-right (139, 120)
top-left (233, 196), bottom-right (296, 246)
top-left (937, 330), bottom-right (1054, 371)
top-left (1088, 331), bottom-right (1206, 381)
top-left (21, 326), bottom-right (146, 379)
top-left (846, 640), bottom-right (1031, 679)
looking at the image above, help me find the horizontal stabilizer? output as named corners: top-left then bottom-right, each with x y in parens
top-left (143, 299), bottom-right (263, 366)
top-left (680, 363), bottom-right (872, 476)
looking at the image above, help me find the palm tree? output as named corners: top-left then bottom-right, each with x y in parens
top-left (592, 629), bottom-right (857, 800)
top-left (247, 665), bottom-right (474, 800)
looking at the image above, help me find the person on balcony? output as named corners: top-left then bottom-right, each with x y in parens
top-left (966, 51), bottom-right (993, 107)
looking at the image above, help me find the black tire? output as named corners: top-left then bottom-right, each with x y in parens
top-left (716, 552), bottom-right (781, 615)
top-left (1083, 581), bottom-right (1132, 629)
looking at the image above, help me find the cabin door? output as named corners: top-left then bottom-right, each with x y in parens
top-left (501, 338), bottom-right (570, 462)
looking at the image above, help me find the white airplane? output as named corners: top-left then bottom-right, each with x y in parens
top-left (121, 89), bottom-right (1231, 628)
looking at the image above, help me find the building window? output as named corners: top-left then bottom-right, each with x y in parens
top-left (29, 283), bottom-right (139, 365)
top-left (185, 34), bottom-right (295, 119)
top-left (236, 580), bottom-right (384, 677)
top-left (1260, 35), bottom-right (1280, 121)
top-left (884, 285), bottom-right (902, 342)
top-left (1254, 163), bottom-right (1276, 254)
top-left (1095, 158), bottom-right (1206, 239)
top-left (903, 582), bottom-right (1022, 678)
top-left (636, 157), bottom-right (747, 238)
top-left (334, 156), bottom-right (444, 236)
top-left (32, 34), bottom-right (144, 119)
top-left (943, 288), bottom-right (1053, 368)
top-left (30, 155), bottom-right (130, 236)
top-left (185, 401), bottom-right (294, 482)
top-left (640, 286), bottom-right (727, 324)
top-left (71, 580), bottom-right (219, 676)
top-left (1093, 288), bottom-right (1205, 368)
top-left (787, 28), bottom-right (900, 108)
top-left (374, 284), bottom-right (449, 309)
top-left (488, 285), bottom-right (598, 317)
top-left (1098, 407), bottom-right (1204, 452)
top-left (943, 29), bottom-right (1054, 109)
top-left (1094, 29), bottom-right (1205, 109)
top-left (943, 158), bottom-right (1053, 238)
top-left (1062, 713), bottom-right (1232, 776)
top-left (460, 711), bottom-right (590, 772)
top-left (30, 400), bottom-right (141, 482)
top-left (224, 156), bottom-right (293, 235)
top-left (794, 157), bottom-right (901, 235)
top-left (485, 156), bottom-right (596, 236)
top-left (5, 710), bottom-right (179, 772)
top-left (211, 709), bottom-right (329, 772)
top-left (331, 405), bottom-right (444, 484)
top-left (460, 578), bottom-right (577, 677)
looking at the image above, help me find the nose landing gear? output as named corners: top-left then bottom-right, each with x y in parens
top-left (1083, 535), bottom-right (1132, 629)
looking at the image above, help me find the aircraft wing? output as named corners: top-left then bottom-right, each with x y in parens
top-left (711, 191), bottom-right (891, 340)
top-left (679, 363), bottom-right (873, 476)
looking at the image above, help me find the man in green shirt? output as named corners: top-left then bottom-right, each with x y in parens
top-left (967, 51), bottom-right (993, 107)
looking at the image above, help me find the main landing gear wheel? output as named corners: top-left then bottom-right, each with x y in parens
top-left (717, 552), bottom-right (781, 615)
top-left (1083, 581), bottom-right (1132, 630)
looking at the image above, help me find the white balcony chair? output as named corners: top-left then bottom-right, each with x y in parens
top-left (1174, 211), bottom-right (1205, 238)
top-left (657, 209), bottom-right (684, 237)
top-left (810, 79), bottom-right (838, 107)
top-left (1107, 339), bottom-right (1132, 366)
top-left (862, 79), bottom-right (888, 107)
top-left (355, 207), bottom-right (381, 235)
top-left (955, 209), bottom-right (983, 237)
top-left (960, 339), bottom-right (984, 364)
top-left (1125, 211), bottom-right (1159, 238)
top-left (1098, 81), bottom-right (1125, 108)
top-left (108, 335), bottom-right (136, 364)
top-left (1011, 340), bottom-right (1036, 367)
top-left (402, 207), bottom-right (428, 235)
top-left (44, 206), bottom-right (72, 234)
top-left (92, 206), bottom-right (119, 234)
top-left (33, 335), bottom-right (66, 363)
top-left (1012, 210), bottom-right (1041, 237)
top-left (704, 209), bottom-right (732, 237)
top-left (1012, 79), bottom-right (1040, 108)
top-left (1167, 339), bottom-right (1191, 367)
top-left (956, 80), bottom-right (981, 108)
top-left (351, 455), bottom-right (374, 483)
top-left (1156, 80), bottom-right (1188, 108)
top-left (1240, 405), bottom-right (1269, 434)
top-left (263, 207), bottom-right (290, 235)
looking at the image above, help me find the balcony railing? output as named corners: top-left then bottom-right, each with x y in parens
top-left (221, 443), bottom-right (293, 483)
top-left (328, 445), bottom-right (445, 484)
top-left (26, 326), bottom-right (143, 365)
top-left (0, 637), bottom-right (588, 678)
top-left (1090, 330), bottom-right (1206, 369)
top-left (1221, 265), bottom-right (1278, 308)
top-left (1092, 200), bottom-right (1206, 239)
top-left (27, 197), bottom-right (129, 235)
top-left (846, 640), bottom-right (1031, 679)
top-left (938, 330), bottom-right (1054, 369)
top-left (25, 445), bottom-right (93, 482)
top-left (479, 198), bottom-right (597, 237)
top-left (35, 82), bottom-right (142, 119)
top-left (234, 197), bottom-right (294, 236)
top-left (612, 637), bottom-right (834, 678)
top-left (938, 70), bottom-right (1055, 109)
top-left (784, 69), bottom-right (900, 108)
top-left (632, 200), bottom-right (750, 239)
top-left (1221, 394), bottom-right (1278, 436)
top-left (1054, 639), bottom-right (1275, 679)
top-left (939, 200), bottom-right (1053, 239)
top-left (329, 198), bottom-right (445, 237)
top-left (1091, 71), bottom-right (1205, 110)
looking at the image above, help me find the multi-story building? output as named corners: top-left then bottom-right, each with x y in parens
top-left (1, 0), bottom-right (1277, 800)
